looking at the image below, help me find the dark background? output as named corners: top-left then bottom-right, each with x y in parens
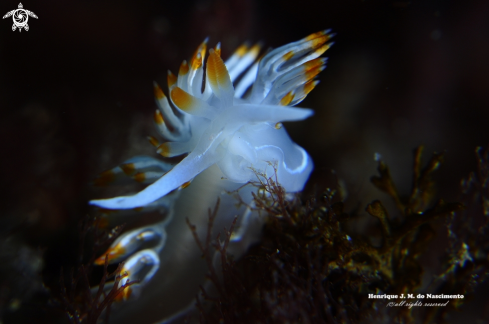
top-left (1, 0), bottom-right (489, 322)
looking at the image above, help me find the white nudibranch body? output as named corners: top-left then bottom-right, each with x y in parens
top-left (90, 30), bottom-right (333, 210)
top-left (89, 30), bottom-right (333, 321)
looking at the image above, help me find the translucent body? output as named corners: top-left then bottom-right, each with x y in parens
top-left (89, 31), bottom-right (334, 322)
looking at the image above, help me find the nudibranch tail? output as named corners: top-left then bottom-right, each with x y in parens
top-left (90, 30), bottom-right (334, 210)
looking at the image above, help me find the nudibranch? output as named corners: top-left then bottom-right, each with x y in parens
top-left (91, 30), bottom-right (333, 210)
top-left (90, 30), bottom-right (333, 322)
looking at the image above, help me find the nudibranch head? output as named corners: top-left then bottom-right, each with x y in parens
top-left (90, 30), bottom-right (334, 209)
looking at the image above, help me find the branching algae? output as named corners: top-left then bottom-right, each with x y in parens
top-left (188, 147), bottom-right (470, 323)
top-left (57, 145), bottom-right (489, 323)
